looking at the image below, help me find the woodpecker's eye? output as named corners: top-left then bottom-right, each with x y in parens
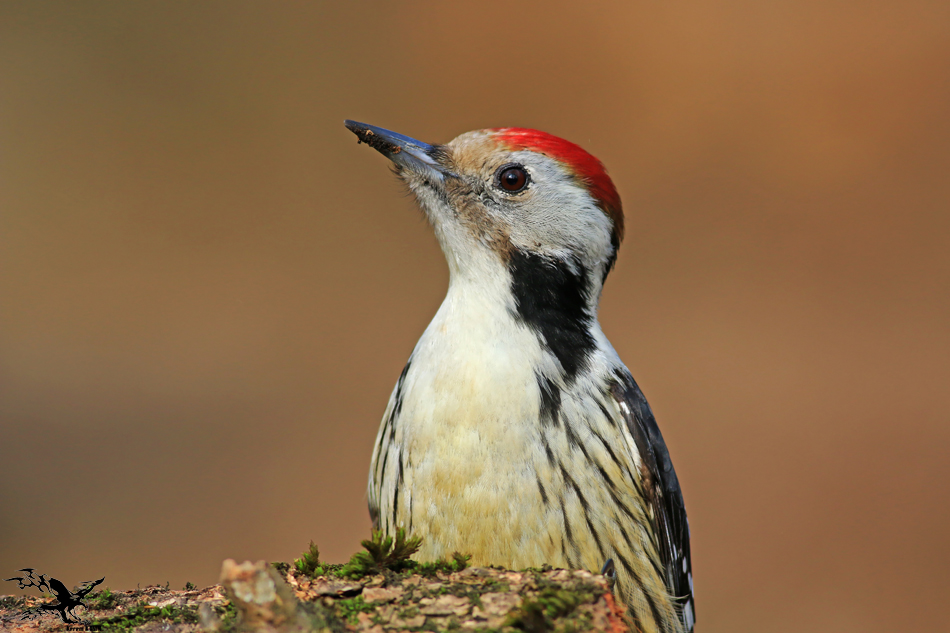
top-left (496, 165), bottom-right (529, 193)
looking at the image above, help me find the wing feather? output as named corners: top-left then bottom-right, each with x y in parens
top-left (610, 370), bottom-right (695, 632)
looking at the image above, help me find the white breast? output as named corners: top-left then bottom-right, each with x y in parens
top-left (369, 251), bottom-right (564, 563)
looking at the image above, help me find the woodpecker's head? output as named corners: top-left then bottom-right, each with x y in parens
top-left (345, 120), bottom-right (623, 299)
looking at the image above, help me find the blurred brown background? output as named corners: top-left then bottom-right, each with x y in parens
top-left (1, 2), bottom-right (948, 631)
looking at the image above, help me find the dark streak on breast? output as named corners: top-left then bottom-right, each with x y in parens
top-left (537, 477), bottom-right (549, 506)
top-left (375, 359), bottom-right (412, 506)
top-left (537, 374), bottom-right (562, 427)
top-left (540, 433), bottom-right (556, 466)
top-left (391, 457), bottom-right (404, 526)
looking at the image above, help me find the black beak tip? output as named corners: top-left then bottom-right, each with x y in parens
top-left (344, 119), bottom-right (369, 144)
top-left (344, 119), bottom-right (364, 135)
top-left (344, 119), bottom-right (403, 155)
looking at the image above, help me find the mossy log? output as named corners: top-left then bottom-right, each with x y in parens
top-left (0, 559), bottom-right (626, 633)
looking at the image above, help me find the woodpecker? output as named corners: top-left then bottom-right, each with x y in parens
top-left (345, 120), bottom-right (694, 633)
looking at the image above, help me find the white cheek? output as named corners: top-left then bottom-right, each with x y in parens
top-left (503, 155), bottom-right (614, 263)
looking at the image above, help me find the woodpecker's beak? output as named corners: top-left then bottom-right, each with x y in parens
top-left (345, 120), bottom-right (452, 178)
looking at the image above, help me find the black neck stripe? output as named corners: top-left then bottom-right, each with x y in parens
top-left (508, 249), bottom-right (596, 382)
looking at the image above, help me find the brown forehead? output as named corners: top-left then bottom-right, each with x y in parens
top-left (445, 130), bottom-right (510, 174)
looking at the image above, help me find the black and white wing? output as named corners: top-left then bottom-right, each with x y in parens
top-left (611, 369), bottom-right (695, 632)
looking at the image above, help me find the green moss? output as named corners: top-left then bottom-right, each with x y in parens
top-left (285, 530), bottom-right (471, 583)
top-left (294, 540), bottom-right (324, 577)
top-left (214, 602), bottom-right (239, 632)
top-left (475, 578), bottom-right (511, 594)
top-left (183, 582), bottom-right (196, 591)
top-left (506, 587), bottom-right (594, 633)
top-left (420, 618), bottom-right (441, 631)
top-left (414, 551), bottom-right (471, 576)
top-left (338, 528), bottom-right (422, 578)
top-left (334, 595), bottom-right (374, 625)
top-left (291, 599), bottom-right (350, 633)
top-left (86, 587), bottom-right (119, 610)
top-left (89, 601), bottom-right (198, 631)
